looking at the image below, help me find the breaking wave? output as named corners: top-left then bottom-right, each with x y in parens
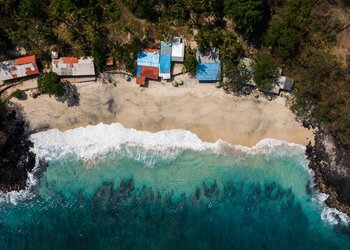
top-left (29, 122), bottom-right (305, 164)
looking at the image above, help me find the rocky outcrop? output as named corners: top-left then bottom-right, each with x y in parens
top-left (0, 111), bottom-right (36, 192)
top-left (307, 130), bottom-right (350, 215)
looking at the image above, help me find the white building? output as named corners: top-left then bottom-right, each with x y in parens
top-left (0, 55), bottom-right (39, 82)
top-left (171, 37), bottom-right (185, 62)
top-left (52, 57), bottom-right (95, 77)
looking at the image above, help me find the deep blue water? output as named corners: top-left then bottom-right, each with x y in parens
top-left (0, 125), bottom-right (349, 249)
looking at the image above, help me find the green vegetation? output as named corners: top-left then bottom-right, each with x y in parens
top-left (266, 0), bottom-right (310, 60)
top-left (11, 89), bottom-right (26, 100)
top-left (37, 72), bottom-right (65, 97)
top-left (183, 49), bottom-right (197, 76)
top-left (252, 53), bottom-right (277, 89)
top-left (224, 0), bottom-right (269, 33)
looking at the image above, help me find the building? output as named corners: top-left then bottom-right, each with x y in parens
top-left (278, 76), bottom-right (294, 92)
top-left (136, 49), bottom-right (160, 85)
top-left (0, 55), bottom-right (39, 82)
top-left (171, 37), bottom-right (185, 62)
top-left (159, 41), bottom-right (172, 80)
top-left (52, 57), bottom-right (95, 77)
top-left (195, 48), bottom-right (221, 81)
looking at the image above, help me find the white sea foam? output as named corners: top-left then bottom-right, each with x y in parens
top-left (29, 122), bottom-right (305, 163)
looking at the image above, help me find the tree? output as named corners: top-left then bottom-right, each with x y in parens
top-left (92, 31), bottom-right (108, 72)
top-left (266, 0), bottom-right (310, 60)
top-left (223, 61), bottom-right (250, 92)
top-left (183, 49), bottom-right (197, 76)
top-left (252, 52), bottom-right (277, 89)
top-left (11, 89), bottom-right (26, 100)
top-left (195, 27), bottom-right (223, 53)
top-left (37, 72), bottom-right (65, 97)
top-left (224, 0), bottom-right (269, 33)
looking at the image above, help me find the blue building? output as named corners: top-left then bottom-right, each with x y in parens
top-left (196, 49), bottom-right (221, 82)
top-left (159, 41), bottom-right (172, 80)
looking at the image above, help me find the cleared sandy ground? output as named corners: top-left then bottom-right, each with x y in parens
top-left (9, 75), bottom-right (314, 147)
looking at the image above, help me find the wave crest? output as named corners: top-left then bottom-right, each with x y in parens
top-left (30, 122), bottom-right (305, 163)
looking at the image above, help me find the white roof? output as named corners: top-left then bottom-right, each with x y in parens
top-left (171, 37), bottom-right (185, 58)
top-left (52, 57), bottom-right (95, 76)
top-left (0, 57), bottom-right (38, 81)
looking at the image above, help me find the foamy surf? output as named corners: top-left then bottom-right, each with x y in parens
top-left (29, 122), bottom-right (305, 163)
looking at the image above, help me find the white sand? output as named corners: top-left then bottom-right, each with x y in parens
top-left (10, 76), bottom-right (314, 146)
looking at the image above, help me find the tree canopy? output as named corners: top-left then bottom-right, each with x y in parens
top-left (266, 0), bottom-right (310, 60)
top-left (183, 49), bottom-right (197, 76)
top-left (224, 0), bottom-right (269, 33)
top-left (252, 53), bottom-right (277, 89)
top-left (37, 72), bottom-right (65, 97)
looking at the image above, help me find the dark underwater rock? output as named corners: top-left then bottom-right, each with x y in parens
top-left (0, 111), bottom-right (36, 192)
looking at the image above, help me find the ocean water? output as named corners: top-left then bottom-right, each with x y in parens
top-left (0, 123), bottom-right (350, 249)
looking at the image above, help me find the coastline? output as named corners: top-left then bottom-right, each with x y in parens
top-left (5, 77), bottom-right (350, 222)
top-left (10, 77), bottom-right (314, 147)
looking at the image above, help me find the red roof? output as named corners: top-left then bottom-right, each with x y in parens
top-left (61, 57), bottom-right (79, 64)
top-left (140, 66), bottom-right (159, 80)
top-left (25, 65), bottom-right (39, 76)
top-left (15, 55), bottom-right (36, 65)
top-left (106, 59), bottom-right (114, 66)
top-left (143, 48), bottom-right (159, 53)
top-left (136, 76), bottom-right (146, 85)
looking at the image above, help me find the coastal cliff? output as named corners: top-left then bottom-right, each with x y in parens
top-left (307, 130), bottom-right (350, 215)
top-left (0, 111), bottom-right (36, 192)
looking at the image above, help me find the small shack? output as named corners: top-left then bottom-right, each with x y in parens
top-left (278, 76), bottom-right (294, 92)
top-left (0, 55), bottom-right (39, 82)
top-left (136, 49), bottom-right (160, 85)
top-left (171, 37), bottom-right (185, 62)
top-left (52, 57), bottom-right (95, 77)
top-left (159, 41), bottom-right (172, 80)
top-left (195, 48), bottom-right (221, 82)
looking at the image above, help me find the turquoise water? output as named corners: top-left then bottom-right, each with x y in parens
top-left (1, 124), bottom-right (350, 249)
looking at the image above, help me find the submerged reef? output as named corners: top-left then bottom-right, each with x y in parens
top-left (307, 129), bottom-right (350, 216)
top-left (0, 111), bottom-right (36, 192)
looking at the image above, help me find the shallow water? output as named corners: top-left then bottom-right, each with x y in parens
top-left (0, 123), bottom-right (349, 249)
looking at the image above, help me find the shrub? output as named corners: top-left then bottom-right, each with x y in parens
top-left (11, 89), bottom-right (26, 100)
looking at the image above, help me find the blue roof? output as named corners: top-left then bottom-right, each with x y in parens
top-left (136, 65), bottom-right (141, 77)
top-left (159, 54), bottom-right (171, 74)
top-left (195, 50), bottom-right (221, 81)
top-left (196, 62), bottom-right (221, 81)
top-left (137, 51), bottom-right (159, 68)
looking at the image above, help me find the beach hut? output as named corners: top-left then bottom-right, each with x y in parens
top-left (195, 48), bottom-right (221, 82)
top-left (136, 49), bottom-right (160, 85)
top-left (171, 37), bottom-right (185, 62)
top-left (278, 76), bottom-right (294, 92)
top-left (52, 57), bottom-right (96, 77)
top-left (0, 55), bottom-right (39, 82)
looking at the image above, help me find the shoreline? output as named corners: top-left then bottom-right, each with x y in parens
top-left (10, 77), bottom-right (314, 147)
top-left (5, 77), bottom-right (350, 221)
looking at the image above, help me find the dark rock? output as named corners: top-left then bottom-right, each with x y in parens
top-left (0, 111), bottom-right (36, 192)
top-left (306, 129), bottom-right (350, 215)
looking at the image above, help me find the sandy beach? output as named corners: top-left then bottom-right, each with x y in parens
top-left (10, 76), bottom-right (314, 147)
